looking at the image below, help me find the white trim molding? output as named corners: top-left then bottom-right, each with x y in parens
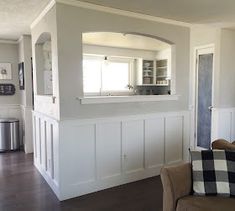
top-left (31, 0), bottom-right (191, 30)
top-left (56, 0), bottom-right (191, 27)
top-left (80, 95), bottom-right (179, 104)
top-left (189, 44), bottom-right (215, 149)
top-left (0, 39), bottom-right (18, 44)
top-left (30, 0), bottom-right (56, 29)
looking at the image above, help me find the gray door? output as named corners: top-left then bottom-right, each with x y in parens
top-left (197, 53), bottom-right (213, 149)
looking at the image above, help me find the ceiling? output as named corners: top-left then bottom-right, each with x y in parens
top-left (1, 0), bottom-right (235, 41)
top-left (83, 32), bottom-right (170, 51)
top-left (0, 0), bottom-right (50, 41)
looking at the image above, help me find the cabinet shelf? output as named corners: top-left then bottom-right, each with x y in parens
top-left (156, 84), bottom-right (169, 86)
top-left (138, 59), bottom-right (170, 87)
top-left (157, 66), bottom-right (167, 69)
top-left (156, 75), bottom-right (168, 78)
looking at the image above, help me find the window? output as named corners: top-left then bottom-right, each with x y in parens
top-left (83, 55), bottom-right (133, 96)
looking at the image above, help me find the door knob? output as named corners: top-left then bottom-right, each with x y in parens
top-left (208, 106), bottom-right (213, 111)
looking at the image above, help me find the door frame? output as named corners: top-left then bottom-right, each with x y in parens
top-left (191, 44), bottom-right (215, 150)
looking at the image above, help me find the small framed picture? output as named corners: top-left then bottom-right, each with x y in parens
top-left (0, 63), bottom-right (12, 80)
top-left (18, 62), bottom-right (25, 90)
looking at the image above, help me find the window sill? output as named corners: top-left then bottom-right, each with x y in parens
top-left (79, 95), bottom-right (179, 104)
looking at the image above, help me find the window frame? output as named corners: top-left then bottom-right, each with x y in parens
top-left (83, 54), bottom-right (134, 96)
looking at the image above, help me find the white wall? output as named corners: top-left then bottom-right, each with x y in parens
top-left (190, 26), bottom-right (235, 145)
top-left (219, 29), bottom-right (235, 108)
top-left (31, 3), bottom-right (191, 120)
top-left (0, 43), bottom-right (23, 146)
top-left (0, 43), bottom-right (20, 105)
top-left (54, 3), bottom-right (190, 119)
top-left (190, 26), bottom-right (235, 109)
top-left (190, 25), bottom-right (221, 108)
top-left (18, 35), bottom-right (33, 153)
top-left (83, 44), bottom-right (157, 59)
top-left (31, 6), bottom-right (60, 119)
top-left (18, 35), bottom-right (33, 107)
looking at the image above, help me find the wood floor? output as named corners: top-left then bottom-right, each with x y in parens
top-left (0, 152), bottom-right (163, 211)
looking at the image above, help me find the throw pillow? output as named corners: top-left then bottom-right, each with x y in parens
top-left (190, 150), bottom-right (235, 197)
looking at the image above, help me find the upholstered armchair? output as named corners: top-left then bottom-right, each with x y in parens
top-left (160, 139), bottom-right (235, 211)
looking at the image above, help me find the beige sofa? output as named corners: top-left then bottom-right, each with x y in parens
top-left (160, 139), bottom-right (235, 211)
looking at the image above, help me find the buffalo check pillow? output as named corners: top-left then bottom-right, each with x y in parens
top-left (190, 150), bottom-right (235, 197)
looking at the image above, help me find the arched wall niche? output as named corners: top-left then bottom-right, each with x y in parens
top-left (34, 32), bottom-right (53, 96)
top-left (82, 31), bottom-right (176, 96)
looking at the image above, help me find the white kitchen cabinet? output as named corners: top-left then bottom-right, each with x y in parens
top-left (156, 59), bottom-right (169, 86)
top-left (136, 58), bottom-right (156, 86)
top-left (136, 57), bottom-right (170, 86)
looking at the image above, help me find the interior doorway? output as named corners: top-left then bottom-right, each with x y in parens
top-left (195, 46), bottom-right (214, 149)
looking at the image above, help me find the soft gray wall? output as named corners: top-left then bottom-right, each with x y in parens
top-left (190, 26), bottom-right (235, 109)
top-left (190, 25), bottom-right (221, 108)
top-left (18, 35), bottom-right (33, 107)
top-left (0, 43), bottom-right (20, 105)
top-left (56, 3), bottom-right (190, 119)
top-left (83, 44), bottom-right (157, 59)
top-left (219, 29), bottom-right (235, 107)
top-left (18, 35), bottom-right (34, 153)
top-left (31, 6), bottom-right (60, 119)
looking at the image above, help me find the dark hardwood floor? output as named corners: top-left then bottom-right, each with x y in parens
top-left (0, 152), bottom-right (163, 211)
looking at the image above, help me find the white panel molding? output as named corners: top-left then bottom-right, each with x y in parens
top-left (122, 120), bottom-right (144, 174)
top-left (61, 110), bottom-right (189, 124)
top-left (56, 0), bottom-right (191, 27)
top-left (145, 118), bottom-right (164, 168)
top-left (33, 110), bottom-right (190, 200)
top-left (165, 116), bottom-right (183, 165)
top-left (32, 111), bottom-right (59, 198)
top-left (34, 160), bottom-right (60, 198)
top-left (20, 105), bottom-right (33, 153)
top-left (0, 104), bottom-right (21, 110)
top-left (211, 107), bottom-right (235, 142)
top-left (182, 113), bottom-right (190, 161)
top-left (0, 39), bottom-right (18, 44)
top-left (96, 122), bottom-right (121, 180)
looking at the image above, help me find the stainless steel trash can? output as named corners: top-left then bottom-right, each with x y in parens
top-left (0, 119), bottom-right (20, 151)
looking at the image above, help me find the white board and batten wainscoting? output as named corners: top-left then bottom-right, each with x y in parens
top-left (33, 110), bottom-right (190, 200)
top-left (0, 104), bottom-right (21, 119)
top-left (212, 107), bottom-right (235, 142)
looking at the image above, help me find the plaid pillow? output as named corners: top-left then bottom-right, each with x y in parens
top-left (190, 150), bottom-right (235, 197)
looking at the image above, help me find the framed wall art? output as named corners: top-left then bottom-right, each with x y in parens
top-left (0, 63), bottom-right (12, 80)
